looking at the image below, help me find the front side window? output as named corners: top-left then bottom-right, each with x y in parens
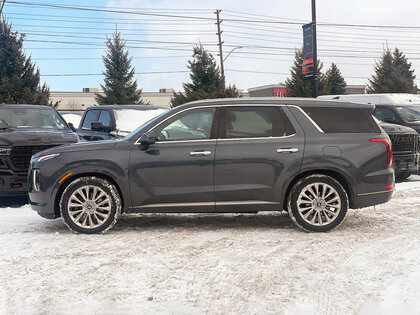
top-left (154, 108), bottom-right (216, 141)
top-left (81, 109), bottom-right (100, 129)
top-left (374, 107), bottom-right (396, 121)
top-left (222, 106), bottom-right (288, 139)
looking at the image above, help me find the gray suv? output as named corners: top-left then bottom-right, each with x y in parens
top-left (28, 98), bottom-right (394, 233)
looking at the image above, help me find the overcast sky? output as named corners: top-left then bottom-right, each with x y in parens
top-left (4, 0), bottom-right (420, 92)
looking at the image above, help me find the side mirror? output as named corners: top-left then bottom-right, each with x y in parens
top-left (139, 131), bottom-right (156, 150)
top-left (91, 121), bottom-right (112, 132)
top-left (68, 122), bottom-right (76, 132)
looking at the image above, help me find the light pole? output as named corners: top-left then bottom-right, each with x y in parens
top-left (223, 46), bottom-right (243, 62)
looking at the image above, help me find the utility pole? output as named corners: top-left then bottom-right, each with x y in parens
top-left (215, 10), bottom-right (225, 85)
top-left (312, 0), bottom-right (318, 98)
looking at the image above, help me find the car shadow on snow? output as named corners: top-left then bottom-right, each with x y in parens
top-left (112, 212), bottom-right (296, 232)
top-left (0, 196), bottom-right (28, 208)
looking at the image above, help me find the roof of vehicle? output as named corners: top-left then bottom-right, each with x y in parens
top-left (318, 93), bottom-right (420, 106)
top-left (178, 97), bottom-right (375, 109)
top-left (85, 105), bottom-right (165, 111)
top-left (0, 104), bottom-right (56, 110)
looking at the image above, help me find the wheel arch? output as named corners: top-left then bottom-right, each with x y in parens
top-left (282, 169), bottom-right (355, 211)
top-left (53, 172), bottom-right (126, 218)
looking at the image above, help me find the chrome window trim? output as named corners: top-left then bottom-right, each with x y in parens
top-left (134, 104), bottom-right (292, 145)
top-left (288, 105), bottom-right (325, 133)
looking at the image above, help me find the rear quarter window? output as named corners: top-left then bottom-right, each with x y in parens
top-left (302, 107), bottom-right (380, 133)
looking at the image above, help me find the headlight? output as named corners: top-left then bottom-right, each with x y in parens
top-left (31, 153), bottom-right (60, 163)
top-left (0, 147), bottom-right (11, 155)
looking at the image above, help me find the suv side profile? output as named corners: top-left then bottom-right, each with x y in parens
top-left (28, 98), bottom-right (394, 233)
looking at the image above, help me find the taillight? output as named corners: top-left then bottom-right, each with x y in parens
top-left (370, 138), bottom-right (392, 168)
top-left (386, 182), bottom-right (394, 190)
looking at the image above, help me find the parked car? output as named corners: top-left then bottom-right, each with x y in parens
top-left (319, 94), bottom-right (420, 180)
top-left (58, 110), bottom-right (84, 130)
top-left (318, 94), bottom-right (420, 133)
top-left (28, 98), bottom-right (394, 234)
top-left (379, 122), bottom-right (419, 181)
top-left (76, 105), bottom-right (167, 141)
top-left (0, 104), bottom-right (79, 196)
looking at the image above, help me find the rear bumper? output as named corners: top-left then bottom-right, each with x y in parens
top-left (353, 189), bottom-right (394, 209)
top-left (352, 167), bottom-right (394, 209)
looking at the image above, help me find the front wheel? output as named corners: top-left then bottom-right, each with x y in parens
top-left (60, 176), bottom-right (121, 234)
top-left (287, 175), bottom-right (349, 232)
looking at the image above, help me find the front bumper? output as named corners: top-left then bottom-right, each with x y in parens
top-left (0, 171), bottom-right (28, 196)
top-left (393, 152), bottom-right (418, 173)
top-left (28, 168), bottom-right (59, 219)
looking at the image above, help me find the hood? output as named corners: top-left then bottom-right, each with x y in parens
top-left (379, 122), bottom-right (418, 134)
top-left (0, 129), bottom-right (79, 146)
top-left (32, 139), bottom-right (120, 159)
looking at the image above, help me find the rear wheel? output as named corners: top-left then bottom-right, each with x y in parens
top-left (60, 176), bottom-right (121, 234)
top-left (287, 175), bottom-right (348, 232)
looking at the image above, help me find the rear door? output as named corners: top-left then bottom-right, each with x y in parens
top-left (214, 105), bottom-right (304, 212)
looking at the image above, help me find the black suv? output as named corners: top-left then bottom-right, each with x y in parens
top-left (77, 105), bottom-right (166, 141)
top-left (374, 103), bottom-right (420, 133)
top-left (0, 104), bottom-right (79, 196)
top-left (379, 122), bottom-right (419, 181)
top-left (28, 98), bottom-right (394, 233)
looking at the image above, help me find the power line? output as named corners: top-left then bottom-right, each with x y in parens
top-left (40, 70), bottom-right (190, 77)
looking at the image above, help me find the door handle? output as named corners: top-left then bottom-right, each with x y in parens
top-left (277, 148), bottom-right (299, 153)
top-left (190, 151), bottom-right (212, 156)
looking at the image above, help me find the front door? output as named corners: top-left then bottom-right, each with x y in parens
top-left (214, 105), bottom-right (304, 212)
top-left (128, 107), bottom-right (219, 212)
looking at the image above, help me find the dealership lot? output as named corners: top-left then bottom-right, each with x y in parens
top-left (1, 177), bottom-right (419, 314)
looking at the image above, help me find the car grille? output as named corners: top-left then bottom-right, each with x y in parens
top-left (10, 145), bottom-right (58, 170)
top-left (388, 134), bottom-right (419, 153)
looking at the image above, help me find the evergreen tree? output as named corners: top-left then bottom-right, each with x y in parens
top-left (170, 45), bottom-right (239, 107)
top-left (95, 31), bottom-right (145, 105)
top-left (367, 48), bottom-right (417, 94)
top-left (284, 49), bottom-right (329, 97)
top-left (0, 20), bottom-right (51, 105)
top-left (392, 48), bottom-right (417, 93)
top-left (326, 63), bottom-right (347, 95)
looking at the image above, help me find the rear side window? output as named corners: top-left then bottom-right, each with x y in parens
top-left (374, 107), bottom-right (396, 121)
top-left (82, 109), bottom-right (100, 129)
top-left (221, 106), bottom-right (293, 139)
top-left (98, 110), bottom-right (112, 127)
top-left (303, 107), bottom-right (380, 133)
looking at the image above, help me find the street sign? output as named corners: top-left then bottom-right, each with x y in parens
top-left (302, 22), bottom-right (314, 79)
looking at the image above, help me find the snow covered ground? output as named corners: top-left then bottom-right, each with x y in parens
top-left (1, 177), bottom-right (419, 314)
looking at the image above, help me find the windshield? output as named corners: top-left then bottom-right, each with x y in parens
top-left (114, 108), bottom-right (167, 133)
top-left (0, 107), bottom-right (69, 130)
top-left (395, 106), bottom-right (420, 122)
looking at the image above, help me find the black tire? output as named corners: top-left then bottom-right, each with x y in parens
top-left (396, 172), bottom-right (411, 182)
top-left (287, 174), bottom-right (348, 232)
top-left (60, 176), bottom-right (121, 234)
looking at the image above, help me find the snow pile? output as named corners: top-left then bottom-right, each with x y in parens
top-left (114, 109), bottom-right (167, 133)
top-left (0, 176), bottom-right (419, 314)
top-left (61, 113), bottom-right (82, 128)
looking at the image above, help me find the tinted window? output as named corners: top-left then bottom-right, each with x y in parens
top-left (98, 110), bottom-right (112, 127)
top-left (222, 106), bottom-right (288, 138)
top-left (394, 106), bottom-right (420, 122)
top-left (303, 107), bottom-right (379, 133)
top-left (82, 109), bottom-right (100, 129)
top-left (374, 107), bottom-right (396, 121)
top-left (154, 108), bottom-right (215, 141)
